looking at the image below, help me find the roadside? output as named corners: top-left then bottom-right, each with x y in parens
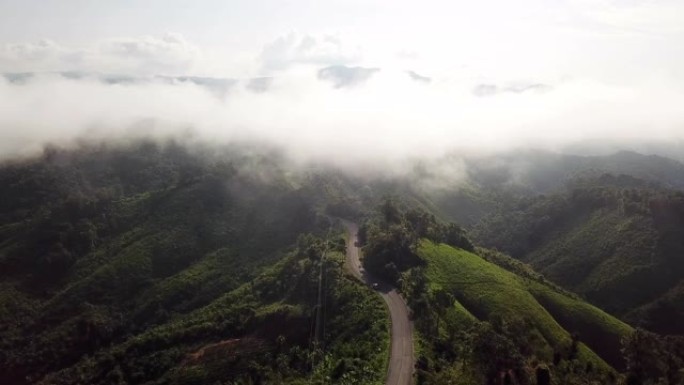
top-left (342, 220), bottom-right (414, 385)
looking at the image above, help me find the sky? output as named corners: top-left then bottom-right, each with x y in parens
top-left (1, 0), bottom-right (683, 162)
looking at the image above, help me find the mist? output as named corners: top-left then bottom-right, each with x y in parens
top-left (2, 67), bottom-right (684, 170)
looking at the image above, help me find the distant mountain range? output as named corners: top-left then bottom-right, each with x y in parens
top-left (2, 72), bottom-right (249, 95)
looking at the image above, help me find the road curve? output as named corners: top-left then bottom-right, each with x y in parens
top-left (342, 220), bottom-right (414, 385)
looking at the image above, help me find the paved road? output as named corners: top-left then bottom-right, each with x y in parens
top-left (343, 221), bottom-right (414, 385)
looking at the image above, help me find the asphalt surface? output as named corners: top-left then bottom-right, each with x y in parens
top-left (343, 221), bottom-right (414, 385)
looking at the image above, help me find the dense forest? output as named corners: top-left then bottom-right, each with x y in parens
top-left (469, 174), bottom-right (684, 335)
top-left (0, 141), bottom-right (387, 384)
top-left (2, 141), bottom-right (684, 384)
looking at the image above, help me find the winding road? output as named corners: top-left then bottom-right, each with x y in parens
top-left (343, 221), bottom-right (414, 385)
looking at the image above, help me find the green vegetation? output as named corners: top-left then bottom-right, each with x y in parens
top-left (360, 201), bottom-right (684, 385)
top-left (621, 329), bottom-right (684, 385)
top-left (404, 239), bottom-right (631, 384)
top-left (359, 198), bottom-right (473, 284)
top-left (3, 142), bottom-right (684, 384)
top-left (34, 238), bottom-right (389, 385)
top-left (470, 174), bottom-right (684, 334)
top-left (418, 241), bottom-right (630, 368)
top-left (0, 142), bottom-right (388, 384)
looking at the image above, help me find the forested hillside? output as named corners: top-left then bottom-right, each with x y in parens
top-left (0, 142), bottom-right (388, 384)
top-left (2, 141), bottom-right (684, 384)
top-left (470, 174), bottom-right (684, 335)
top-left (359, 202), bottom-right (684, 385)
top-left (427, 150), bottom-right (684, 226)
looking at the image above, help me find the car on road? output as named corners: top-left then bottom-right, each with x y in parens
top-left (371, 282), bottom-right (379, 289)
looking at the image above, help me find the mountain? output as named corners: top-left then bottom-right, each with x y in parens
top-left (414, 242), bottom-right (632, 382)
top-left (2, 141), bottom-right (684, 384)
top-left (358, 203), bottom-right (645, 384)
top-left (0, 142), bottom-right (388, 384)
top-left (413, 151), bottom-right (684, 335)
top-left (463, 150), bottom-right (684, 193)
top-left (2, 72), bottom-right (243, 95)
top-left (469, 174), bottom-right (684, 335)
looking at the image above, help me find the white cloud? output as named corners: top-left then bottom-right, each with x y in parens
top-left (97, 33), bottom-right (199, 75)
top-left (1, 1), bottom-right (684, 168)
top-left (472, 82), bottom-right (552, 97)
top-left (317, 65), bottom-right (380, 88)
top-left (1, 69), bottom-right (683, 168)
top-left (260, 32), bottom-right (362, 71)
top-left (0, 33), bottom-right (200, 76)
top-left (569, 0), bottom-right (684, 36)
top-left (4, 39), bottom-right (62, 61)
top-left (0, 39), bottom-right (73, 72)
top-left (406, 70), bottom-right (431, 83)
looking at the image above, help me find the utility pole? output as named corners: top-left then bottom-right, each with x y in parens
top-left (311, 218), bottom-right (332, 371)
top-left (314, 249), bottom-right (325, 346)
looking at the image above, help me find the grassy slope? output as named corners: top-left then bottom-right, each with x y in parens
top-left (417, 241), bottom-right (633, 371)
top-left (468, 179), bottom-right (684, 335)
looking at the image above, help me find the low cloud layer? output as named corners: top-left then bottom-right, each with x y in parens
top-left (473, 83), bottom-right (553, 97)
top-left (1, 67), bottom-right (683, 169)
top-left (317, 65), bottom-right (380, 88)
top-left (1, 1), bottom-right (683, 176)
top-left (407, 71), bottom-right (431, 84)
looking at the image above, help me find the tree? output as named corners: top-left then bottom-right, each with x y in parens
top-left (380, 198), bottom-right (402, 225)
top-left (470, 323), bottom-right (525, 385)
top-left (622, 329), bottom-right (663, 385)
top-left (536, 366), bottom-right (551, 385)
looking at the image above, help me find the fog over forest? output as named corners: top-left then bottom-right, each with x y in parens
top-left (3, 3), bottom-right (684, 385)
top-left (1, 70), bottom-right (683, 167)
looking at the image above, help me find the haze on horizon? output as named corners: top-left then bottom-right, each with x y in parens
top-left (1, 0), bottom-right (683, 164)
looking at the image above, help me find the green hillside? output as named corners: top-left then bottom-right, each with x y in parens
top-left (358, 201), bottom-right (646, 384)
top-left (418, 241), bottom-right (632, 371)
top-left (3, 142), bottom-right (684, 384)
top-left (470, 176), bottom-right (684, 334)
top-left (30, 246), bottom-right (389, 385)
top-left (0, 143), bottom-right (389, 384)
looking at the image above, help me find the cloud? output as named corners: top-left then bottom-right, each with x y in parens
top-left (1, 68), bottom-right (683, 171)
top-left (569, 0), bottom-right (684, 36)
top-left (3, 39), bottom-right (63, 61)
top-left (260, 33), bottom-right (361, 71)
top-left (472, 84), bottom-right (499, 97)
top-left (396, 50), bottom-right (420, 60)
top-left (505, 83), bottom-right (553, 94)
top-left (473, 82), bottom-right (553, 97)
top-left (246, 77), bottom-right (273, 93)
top-left (97, 33), bottom-right (199, 75)
top-left (2, 72), bottom-right (237, 95)
top-left (406, 70), bottom-right (431, 83)
top-left (0, 40), bottom-right (75, 73)
top-left (0, 33), bottom-right (200, 76)
top-left (317, 65), bottom-right (380, 88)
